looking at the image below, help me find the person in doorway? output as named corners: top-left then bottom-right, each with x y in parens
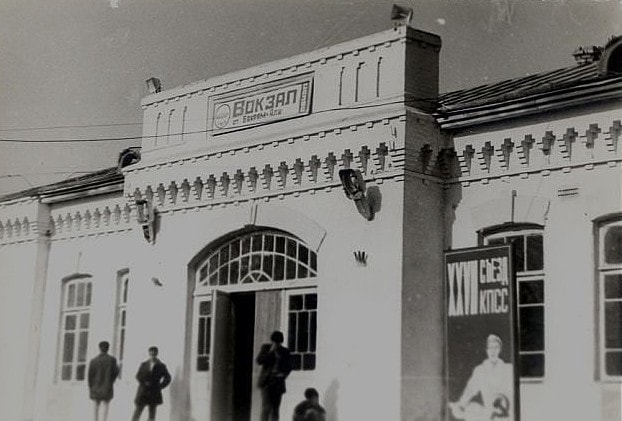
top-left (131, 346), bottom-right (172, 421)
top-left (449, 334), bottom-right (513, 421)
top-left (292, 387), bottom-right (326, 421)
top-left (256, 330), bottom-right (292, 421)
top-left (87, 341), bottom-right (120, 421)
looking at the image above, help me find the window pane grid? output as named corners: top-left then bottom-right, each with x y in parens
top-left (288, 293), bottom-right (317, 371)
top-left (122, 278), bottom-right (129, 304)
top-left (85, 283), bottom-right (92, 306)
top-left (486, 231), bottom-right (545, 378)
top-left (195, 232), bottom-right (317, 289)
top-left (526, 236), bottom-right (544, 271)
top-left (196, 299), bottom-right (212, 371)
top-left (116, 273), bottom-right (129, 373)
top-left (600, 220), bottom-right (622, 378)
top-left (604, 225), bottom-right (622, 265)
top-left (604, 274), bottom-right (622, 299)
top-left (605, 351), bottom-right (622, 376)
top-left (603, 276), bottom-right (622, 351)
top-left (119, 324), bottom-right (125, 361)
top-left (67, 284), bottom-right (76, 307)
top-left (60, 278), bottom-right (91, 382)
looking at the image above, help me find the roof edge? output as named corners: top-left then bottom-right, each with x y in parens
top-left (0, 167), bottom-right (124, 204)
top-left (141, 25), bottom-right (440, 107)
top-left (436, 76), bottom-right (622, 130)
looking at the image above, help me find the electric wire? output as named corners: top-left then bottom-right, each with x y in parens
top-left (0, 171), bottom-right (95, 178)
top-left (0, 96), bottom-right (438, 143)
top-left (0, 121), bottom-right (142, 132)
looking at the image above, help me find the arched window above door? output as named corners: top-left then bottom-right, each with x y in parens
top-left (195, 230), bottom-right (317, 290)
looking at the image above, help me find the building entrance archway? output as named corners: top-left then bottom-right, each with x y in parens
top-left (189, 228), bottom-right (318, 421)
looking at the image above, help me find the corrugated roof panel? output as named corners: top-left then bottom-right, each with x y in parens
top-left (438, 63), bottom-right (602, 110)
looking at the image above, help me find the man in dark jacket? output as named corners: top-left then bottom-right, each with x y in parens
top-left (293, 388), bottom-right (326, 421)
top-left (88, 341), bottom-right (120, 421)
top-left (131, 346), bottom-right (172, 421)
top-left (256, 331), bottom-right (292, 421)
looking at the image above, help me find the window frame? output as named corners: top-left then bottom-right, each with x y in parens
top-left (192, 293), bottom-right (213, 374)
top-left (58, 275), bottom-right (93, 382)
top-left (114, 270), bottom-right (129, 376)
top-left (481, 226), bottom-right (545, 381)
top-left (598, 218), bottom-right (622, 381)
top-left (194, 230), bottom-right (317, 292)
top-left (283, 287), bottom-right (318, 372)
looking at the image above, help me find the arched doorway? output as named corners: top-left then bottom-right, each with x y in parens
top-left (189, 228), bottom-right (318, 421)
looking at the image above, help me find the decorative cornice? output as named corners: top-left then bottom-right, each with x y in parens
top-left (0, 216), bottom-right (37, 245)
top-left (47, 201), bottom-right (135, 241)
top-left (128, 142), bottom-right (405, 215)
top-left (0, 199), bottom-right (44, 245)
top-left (450, 118), bottom-right (621, 185)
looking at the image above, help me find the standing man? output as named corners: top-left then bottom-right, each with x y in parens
top-left (87, 341), bottom-right (120, 421)
top-left (132, 346), bottom-right (172, 421)
top-left (256, 331), bottom-right (292, 421)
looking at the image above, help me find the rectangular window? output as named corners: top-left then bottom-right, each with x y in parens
top-left (599, 220), bottom-right (622, 380)
top-left (286, 290), bottom-right (317, 371)
top-left (196, 299), bottom-right (212, 371)
top-left (485, 230), bottom-right (545, 379)
top-left (59, 277), bottom-right (92, 381)
top-left (115, 271), bottom-right (129, 375)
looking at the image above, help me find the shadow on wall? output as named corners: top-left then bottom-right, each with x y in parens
top-left (367, 186), bottom-right (382, 215)
top-left (324, 378), bottom-right (339, 421)
top-left (445, 184), bottom-right (461, 250)
top-left (169, 366), bottom-right (193, 421)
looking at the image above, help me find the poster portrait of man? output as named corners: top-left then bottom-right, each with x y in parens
top-left (449, 334), bottom-right (513, 421)
top-left (445, 245), bottom-right (519, 421)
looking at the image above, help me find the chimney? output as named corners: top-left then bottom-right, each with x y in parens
top-left (391, 4), bottom-right (413, 28)
top-left (145, 77), bottom-right (162, 94)
top-left (117, 147), bottom-right (141, 170)
top-left (572, 46), bottom-right (603, 65)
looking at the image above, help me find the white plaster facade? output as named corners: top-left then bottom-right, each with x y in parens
top-left (446, 105), bottom-right (622, 421)
top-left (0, 24), bottom-right (620, 421)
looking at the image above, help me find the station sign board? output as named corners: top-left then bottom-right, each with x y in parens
top-left (209, 73), bottom-right (313, 135)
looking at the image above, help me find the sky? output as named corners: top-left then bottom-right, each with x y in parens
top-left (0, 0), bottom-right (620, 196)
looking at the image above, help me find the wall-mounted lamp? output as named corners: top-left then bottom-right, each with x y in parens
top-left (391, 4), bottom-right (413, 28)
top-left (339, 169), bottom-right (374, 221)
top-left (135, 198), bottom-right (155, 244)
top-left (354, 251), bottom-right (368, 266)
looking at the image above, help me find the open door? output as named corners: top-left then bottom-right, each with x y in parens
top-left (232, 293), bottom-right (256, 421)
top-left (210, 290), bottom-right (234, 421)
top-left (250, 290), bottom-right (283, 421)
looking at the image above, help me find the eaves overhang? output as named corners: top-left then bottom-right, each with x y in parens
top-left (435, 76), bottom-right (622, 131)
top-left (0, 167), bottom-right (124, 205)
top-left (39, 182), bottom-right (123, 204)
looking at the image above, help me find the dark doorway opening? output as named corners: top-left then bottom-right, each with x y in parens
top-left (232, 292), bottom-right (256, 421)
